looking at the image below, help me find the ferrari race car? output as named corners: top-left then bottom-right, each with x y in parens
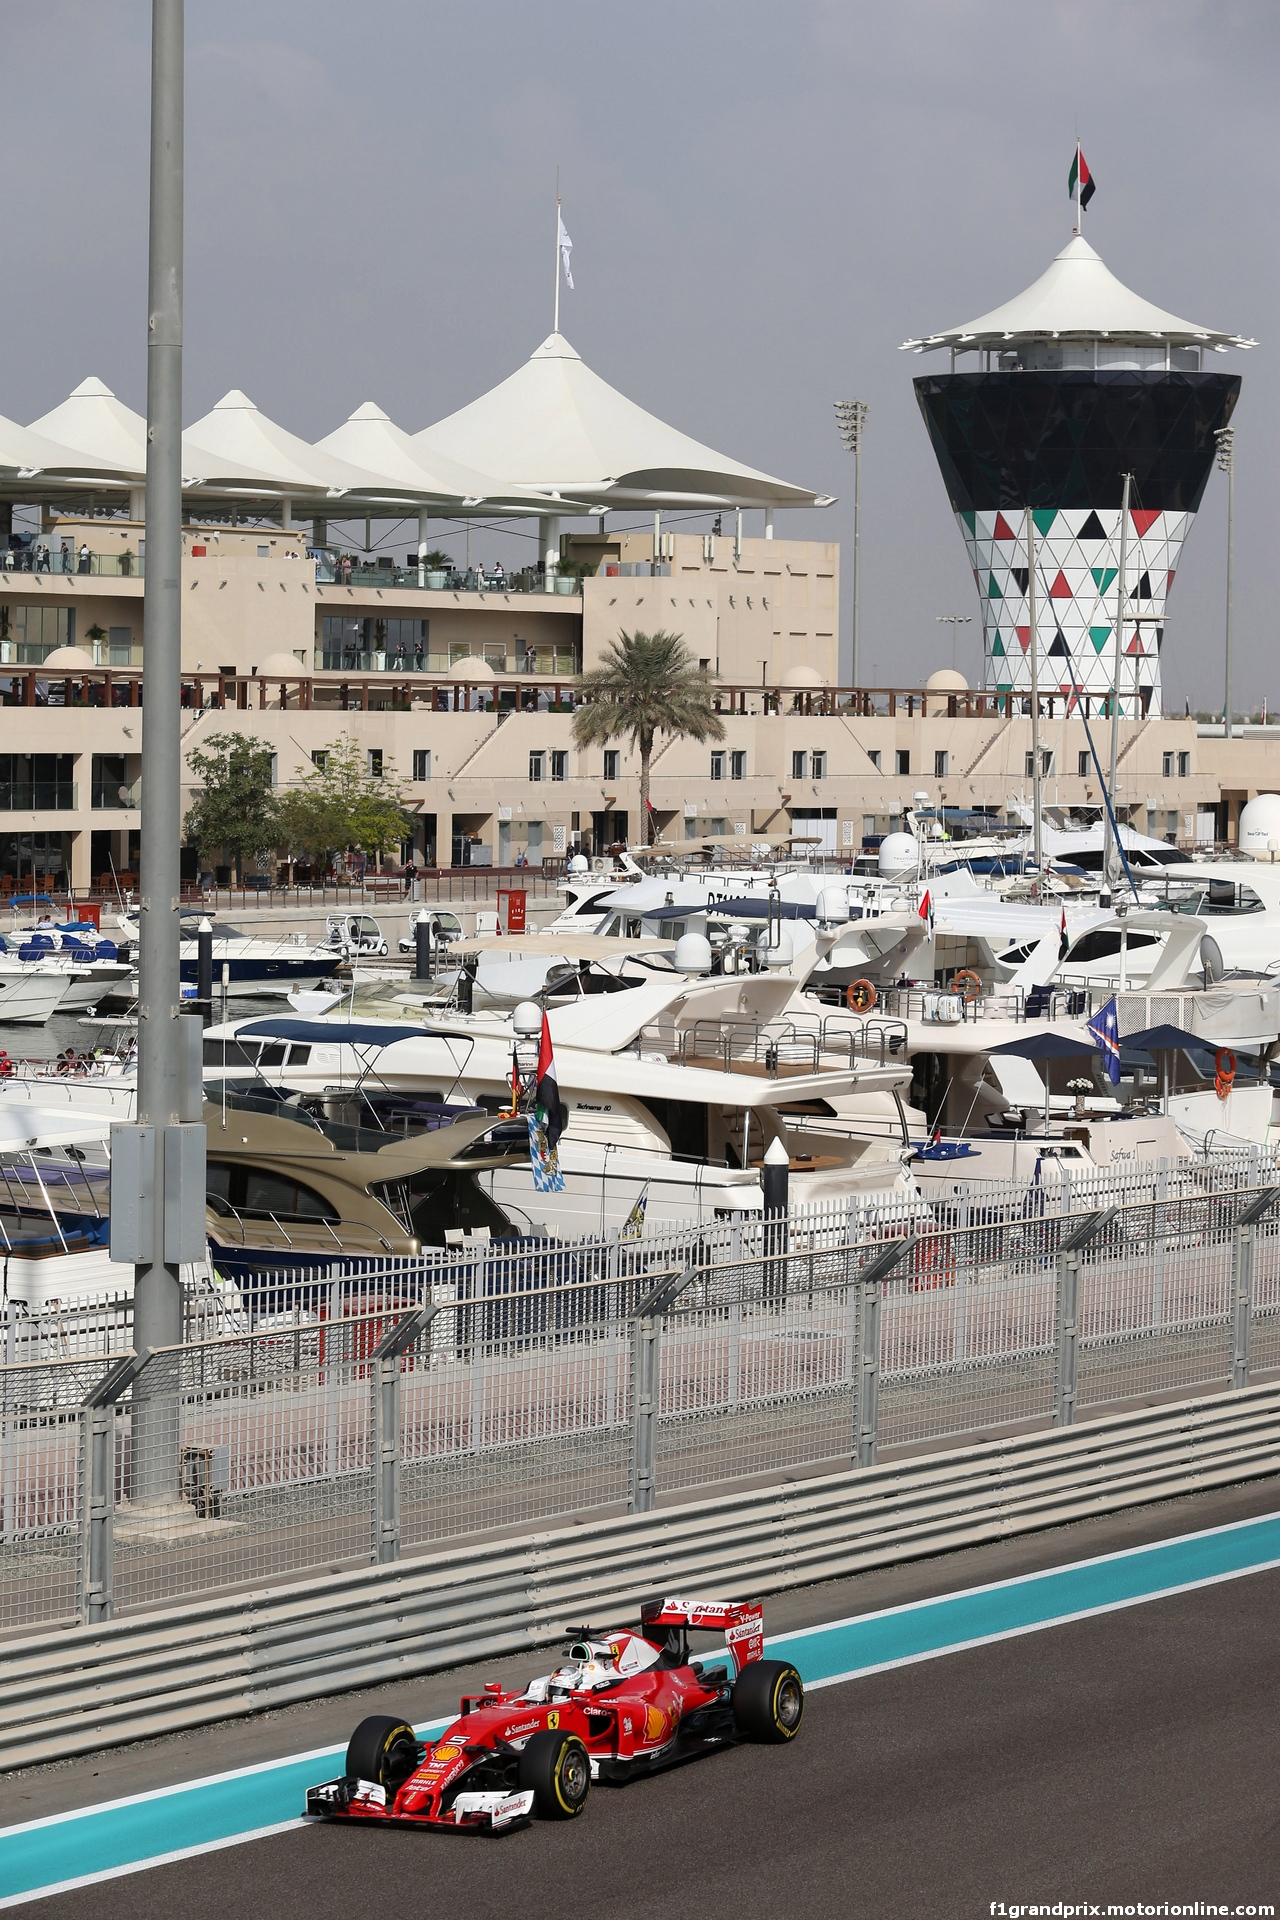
top-left (305, 1594), bottom-right (802, 1833)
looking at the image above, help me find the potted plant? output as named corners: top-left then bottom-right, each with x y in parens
top-left (421, 548), bottom-right (452, 590)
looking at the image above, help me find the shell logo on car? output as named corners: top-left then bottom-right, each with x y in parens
top-left (645, 1705), bottom-right (667, 1740)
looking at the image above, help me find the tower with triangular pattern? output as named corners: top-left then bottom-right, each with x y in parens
top-left (903, 234), bottom-right (1253, 716)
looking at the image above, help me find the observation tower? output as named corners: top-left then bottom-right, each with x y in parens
top-left (904, 234), bottom-right (1252, 714)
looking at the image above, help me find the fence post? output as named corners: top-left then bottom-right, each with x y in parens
top-left (371, 1305), bottom-right (439, 1565)
top-left (1053, 1209), bottom-right (1117, 1428)
top-left (1054, 1249), bottom-right (1080, 1428)
top-left (628, 1312), bottom-right (660, 1514)
top-left (852, 1239), bottom-right (912, 1470)
top-left (857, 1275), bottom-right (880, 1468)
top-left (1229, 1187), bottom-right (1280, 1391)
top-left (78, 1351), bottom-right (148, 1624)
top-left (628, 1265), bottom-right (697, 1515)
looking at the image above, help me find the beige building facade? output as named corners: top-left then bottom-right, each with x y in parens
top-left (0, 517), bottom-right (1267, 887)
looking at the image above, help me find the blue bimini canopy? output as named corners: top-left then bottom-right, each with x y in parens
top-left (236, 1019), bottom-right (423, 1048)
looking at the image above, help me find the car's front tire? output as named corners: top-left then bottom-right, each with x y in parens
top-left (518, 1729), bottom-right (591, 1818)
top-left (732, 1660), bottom-right (804, 1743)
top-left (345, 1715), bottom-right (420, 1794)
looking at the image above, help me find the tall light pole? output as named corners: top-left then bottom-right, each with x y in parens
top-left (1215, 425), bottom-right (1235, 739)
top-left (935, 613), bottom-right (972, 672)
top-left (834, 400), bottom-right (868, 686)
top-left (109, 0), bottom-right (206, 1531)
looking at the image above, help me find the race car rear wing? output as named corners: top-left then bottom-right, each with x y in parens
top-left (640, 1595), bottom-right (764, 1674)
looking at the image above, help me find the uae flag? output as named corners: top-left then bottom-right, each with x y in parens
top-left (534, 1012), bottom-right (564, 1151)
top-left (918, 889), bottom-right (934, 938)
top-left (1068, 145), bottom-right (1096, 211)
top-left (1058, 906), bottom-right (1069, 961)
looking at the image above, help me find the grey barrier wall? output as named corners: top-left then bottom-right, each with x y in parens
top-left (2, 1157), bottom-right (1280, 1638)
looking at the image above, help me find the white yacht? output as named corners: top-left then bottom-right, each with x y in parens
top-left (115, 909), bottom-right (343, 998)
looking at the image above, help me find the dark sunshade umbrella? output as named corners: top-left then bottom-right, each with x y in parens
top-left (1123, 1023), bottom-right (1222, 1112)
top-left (988, 1028), bottom-right (1097, 1134)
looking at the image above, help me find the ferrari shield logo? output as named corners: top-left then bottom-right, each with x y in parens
top-left (546, 1710), bottom-right (559, 1729)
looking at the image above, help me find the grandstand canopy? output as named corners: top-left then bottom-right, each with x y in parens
top-left (416, 331), bottom-right (832, 511)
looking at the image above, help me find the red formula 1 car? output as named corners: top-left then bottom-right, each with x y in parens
top-left (305, 1595), bottom-right (802, 1834)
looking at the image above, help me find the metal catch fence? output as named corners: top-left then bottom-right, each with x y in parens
top-left (3, 1152), bottom-right (1280, 1638)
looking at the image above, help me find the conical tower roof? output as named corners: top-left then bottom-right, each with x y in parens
top-left (903, 236), bottom-right (1255, 353)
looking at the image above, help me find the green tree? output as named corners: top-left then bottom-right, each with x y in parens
top-left (277, 734), bottom-right (413, 875)
top-left (572, 630), bottom-right (724, 844)
top-left (183, 732), bottom-right (280, 884)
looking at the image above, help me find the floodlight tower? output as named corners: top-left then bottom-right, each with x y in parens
top-left (834, 400), bottom-right (868, 686)
top-left (903, 233), bottom-right (1252, 717)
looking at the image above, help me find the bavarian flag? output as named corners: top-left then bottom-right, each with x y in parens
top-left (1069, 144), bottom-right (1096, 211)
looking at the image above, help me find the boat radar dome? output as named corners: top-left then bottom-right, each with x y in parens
top-left (878, 832), bottom-right (919, 877)
top-left (512, 1001), bottom-right (544, 1036)
top-left (817, 885), bottom-right (850, 925)
top-left (673, 933), bottom-right (713, 975)
top-left (1238, 794), bottom-right (1280, 858)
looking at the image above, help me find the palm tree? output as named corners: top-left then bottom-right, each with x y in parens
top-left (572, 630), bottom-right (725, 845)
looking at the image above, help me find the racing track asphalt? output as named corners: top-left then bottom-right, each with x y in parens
top-left (7, 1477), bottom-right (1280, 1919)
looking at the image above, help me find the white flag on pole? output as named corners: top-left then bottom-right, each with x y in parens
top-left (558, 211), bottom-right (574, 291)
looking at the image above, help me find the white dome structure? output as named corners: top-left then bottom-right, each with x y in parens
top-left (448, 655), bottom-right (495, 680)
top-left (1238, 794), bottom-right (1280, 857)
top-left (41, 645), bottom-right (96, 670)
top-left (925, 668), bottom-right (969, 692)
top-left (256, 650), bottom-right (312, 678)
top-left (782, 663), bottom-right (825, 688)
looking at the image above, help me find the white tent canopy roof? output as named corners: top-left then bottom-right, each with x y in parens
top-left (0, 408), bottom-right (126, 482)
top-left (27, 377), bottom-right (149, 478)
top-left (182, 390), bottom-right (410, 502)
top-left (902, 236), bottom-right (1256, 353)
top-left (314, 402), bottom-right (561, 512)
top-left (417, 332), bottom-right (832, 510)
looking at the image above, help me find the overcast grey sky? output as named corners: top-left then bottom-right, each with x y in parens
top-left (6, 1), bottom-right (1275, 705)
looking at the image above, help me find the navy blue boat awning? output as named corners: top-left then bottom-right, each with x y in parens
top-left (236, 1019), bottom-right (423, 1048)
top-left (703, 897), bottom-right (818, 921)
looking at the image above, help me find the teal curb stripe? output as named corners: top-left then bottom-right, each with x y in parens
top-left (2, 1510), bottom-right (1279, 1903)
top-left (0, 1720), bottom-right (448, 1906)
top-left (766, 1511), bottom-right (1280, 1686)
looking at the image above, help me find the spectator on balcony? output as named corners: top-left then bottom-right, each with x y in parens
top-left (60, 541), bottom-right (71, 573)
top-left (2, 547), bottom-right (13, 572)
top-left (77, 544), bottom-right (90, 574)
top-left (35, 543), bottom-right (50, 573)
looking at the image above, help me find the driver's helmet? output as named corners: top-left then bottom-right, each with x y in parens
top-left (551, 1639), bottom-right (619, 1693)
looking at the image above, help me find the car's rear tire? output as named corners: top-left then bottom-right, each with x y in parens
top-left (732, 1660), bottom-right (804, 1743)
top-left (517, 1729), bottom-right (591, 1818)
top-left (345, 1715), bottom-right (420, 1793)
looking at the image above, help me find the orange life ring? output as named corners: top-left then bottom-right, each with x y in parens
top-left (846, 978), bottom-right (877, 1013)
top-left (951, 968), bottom-right (983, 1004)
top-left (1215, 1046), bottom-right (1236, 1101)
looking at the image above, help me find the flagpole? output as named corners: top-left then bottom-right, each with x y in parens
top-left (553, 181), bottom-right (561, 335)
top-left (1026, 506), bottom-right (1043, 885)
top-left (1075, 142), bottom-right (1081, 234)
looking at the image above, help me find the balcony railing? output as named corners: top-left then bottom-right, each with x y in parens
top-left (315, 559), bottom-right (581, 596)
top-left (313, 647), bottom-right (579, 676)
top-left (0, 551), bottom-right (143, 578)
top-left (0, 782), bottom-right (76, 811)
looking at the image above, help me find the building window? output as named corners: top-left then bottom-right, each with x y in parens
top-left (1178, 752), bottom-right (1190, 778)
top-left (91, 755), bottom-right (131, 809)
top-left (412, 750), bottom-right (431, 781)
top-left (811, 752), bottom-right (827, 780)
top-left (0, 603), bottom-right (75, 665)
top-left (934, 750), bottom-right (948, 778)
top-left (1025, 750), bottom-right (1052, 778)
top-left (0, 754), bottom-right (75, 810)
top-left (867, 750), bottom-right (881, 771)
top-left (529, 751), bottom-right (545, 782)
top-left (792, 751), bottom-right (807, 780)
top-left (895, 749), bottom-right (910, 776)
top-left (1162, 752), bottom-right (1174, 778)
top-left (1079, 751), bottom-right (1091, 778)
top-left (710, 751), bottom-right (725, 781)
top-left (551, 750), bottom-right (568, 781)
top-left (311, 750), bottom-right (328, 770)
top-left (603, 749), bottom-right (620, 781)
top-left (319, 614), bottom-right (428, 669)
top-left (730, 750), bottom-right (746, 780)
top-left (367, 750), bottom-right (383, 778)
